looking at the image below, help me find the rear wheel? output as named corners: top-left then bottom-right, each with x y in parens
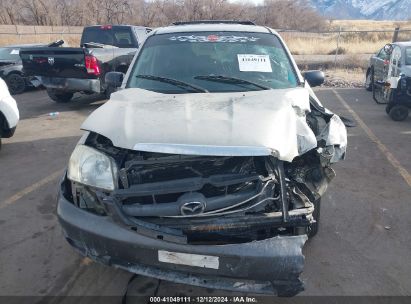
top-left (365, 70), bottom-right (373, 91)
top-left (47, 89), bottom-right (73, 103)
top-left (307, 198), bottom-right (321, 238)
top-left (6, 74), bottom-right (26, 95)
top-left (104, 86), bottom-right (116, 99)
top-left (389, 105), bottom-right (409, 121)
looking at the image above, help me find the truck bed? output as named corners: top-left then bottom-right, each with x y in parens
top-left (20, 47), bottom-right (95, 79)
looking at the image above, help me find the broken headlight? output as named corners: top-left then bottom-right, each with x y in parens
top-left (67, 145), bottom-right (118, 191)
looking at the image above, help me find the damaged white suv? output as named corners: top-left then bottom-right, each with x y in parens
top-left (58, 21), bottom-right (347, 296)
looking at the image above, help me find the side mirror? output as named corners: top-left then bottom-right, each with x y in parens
top-left (105, 72), bottom-right (124, 88)
top-left (304, 70), bottom-right (325, 87)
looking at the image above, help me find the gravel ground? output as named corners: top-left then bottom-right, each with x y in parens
top-left (323, 77), bottom-right (365, 88)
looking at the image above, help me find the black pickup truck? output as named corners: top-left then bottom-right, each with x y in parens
top-left (20, 25), bottom-right (151, 102)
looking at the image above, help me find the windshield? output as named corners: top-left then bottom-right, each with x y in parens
top-left (81, 27), bottom-right (136, 48)
top-left (0, 48), bottom-right (20, 61)
top-left (127, 32), bottom-right (298, 93)
top-left (405, 47), bottom-right (411, 65)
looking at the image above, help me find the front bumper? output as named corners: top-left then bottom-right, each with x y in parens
top-left (57, 191), bottom-right (307, 296)
top-left (39, 76), bottom-right (101, 93)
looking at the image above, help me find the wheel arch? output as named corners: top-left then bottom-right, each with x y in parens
top-left (5, 70), bottom-right (24, 77)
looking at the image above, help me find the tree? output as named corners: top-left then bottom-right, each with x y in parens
top-left (0, 0), bottom-right (326, 31)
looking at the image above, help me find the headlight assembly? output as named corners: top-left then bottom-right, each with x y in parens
top-left (67, 145), bottom-right (118, 191)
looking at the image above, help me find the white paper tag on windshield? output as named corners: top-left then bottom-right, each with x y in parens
top-left (10, 49), bottom-right (19, 55)
top-left (238, 54), bottom-right (272, 72)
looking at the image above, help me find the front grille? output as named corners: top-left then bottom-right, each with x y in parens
top-left (112, 154), bottom-right (274, 218)
top-left (121, 179), bottom-right (260, 205)
top-left (124, 155), bottom-right (259, 186)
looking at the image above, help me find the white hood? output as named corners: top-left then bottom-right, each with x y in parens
top-left (81, 87), bottom-right (346, 162)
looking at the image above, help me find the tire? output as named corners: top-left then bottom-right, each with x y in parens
top-left (385, 104), bottom-right (391, 114)
top-left (47, 89), bottom-right (73, 103)
top-left (5, 74), bottom-right (26, 95)
top-left (104, 86), bottom-right (116, 99)
top-left (365, 70), bottom-right (373, 92)
top-left (0, 138), bottom-right (2, 151)
top-left (307, 198), bottom-right (321, 238)
top-left (389, 105), bottom-right (409, 121)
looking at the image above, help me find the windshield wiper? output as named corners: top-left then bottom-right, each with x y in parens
top-left (135, 75), bottom-right (209, 93)
top-left (194, 75), bottom-right (271, 90)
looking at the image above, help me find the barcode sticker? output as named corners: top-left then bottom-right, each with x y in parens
top-left (238, 54), bottom-right (272, 72)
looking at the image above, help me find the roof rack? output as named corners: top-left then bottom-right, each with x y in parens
top-left (172, 20), bottom-right (256, 26)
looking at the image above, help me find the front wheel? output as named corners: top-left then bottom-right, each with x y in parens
top-left (389, 105), bottom-right (409, 121)
top-left (47, 89), bottom-right (73, 103)
top-left (6, 74), bottom-right (26, 95)
top-left (365, 70), bottom-right (373, 91)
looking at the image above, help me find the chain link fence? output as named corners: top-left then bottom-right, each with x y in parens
top-left (0, 25), bottom-right (82, 46)
top-left (278, 28), bottom-right (411, 70)
top-left (1, 25), bottom-right (411, 86)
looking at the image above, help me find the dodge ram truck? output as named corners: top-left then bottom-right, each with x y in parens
top-left (58, 21), bottom-right (347, 296)
top-left (20, 25), bottom-right (151, 103)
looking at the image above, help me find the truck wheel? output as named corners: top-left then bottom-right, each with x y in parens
top-left (104, 86), bottom-right (115, 99)
top-left (6, 74), bottom-right (26, 95)
top-left (47, 89), bottom-right (73, 103)
top-left (389, 105), bottom-right (409, 121)
top-left (365, 70), bottom-right (373, 92)
top-left (307, 198), bottom-right (321, 238)
top-left (385, 104), bottom-right (391, 114)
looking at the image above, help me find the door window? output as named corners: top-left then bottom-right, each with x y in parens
top-left (377, 48), bottom-right (389, 60)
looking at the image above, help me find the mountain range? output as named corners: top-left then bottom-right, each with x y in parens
top-left (309, 0), bottom-right (411, 20)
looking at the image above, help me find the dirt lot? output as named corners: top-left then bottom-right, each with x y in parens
top-left (0, 88), bottom-right (411, 303)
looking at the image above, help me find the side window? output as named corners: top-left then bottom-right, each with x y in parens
top-left (405, 48), bottom-right (411, 65)
top-left (114, 32), bottom-right (132, 45)
top-left (389, 46), bottom-right (402, 77)
top-left (377, 48), bottom-right (388, 60)
top-left (391, 46), bottom-right (401, 66)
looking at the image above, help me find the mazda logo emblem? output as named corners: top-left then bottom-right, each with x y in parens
top-left (180, 201), bottom-right (206, 216)
top-left (48, 57), bottom-right (55, 65)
